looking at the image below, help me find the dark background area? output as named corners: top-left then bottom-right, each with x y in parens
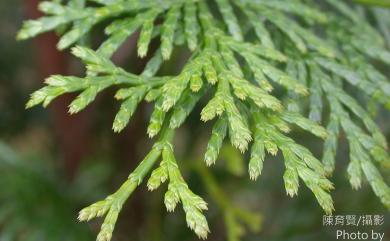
top-left (0, 1), bottom-right (389, 241)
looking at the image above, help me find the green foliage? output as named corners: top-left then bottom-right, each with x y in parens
top-left (0, 142), bottom-right (107, 241)
top-left (19, 0), bottom-right (390, 240)
top-left (193, 163), bottom-right (262, 241)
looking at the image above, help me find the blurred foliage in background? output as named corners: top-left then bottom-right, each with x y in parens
top-left (0, 0), bottom-right (390, 241)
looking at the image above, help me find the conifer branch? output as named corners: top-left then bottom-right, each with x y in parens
top-left (18, 0), bottom-right (390, 240)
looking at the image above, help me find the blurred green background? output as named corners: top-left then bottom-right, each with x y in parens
top-left (0, 0), bottom-right (389, 241)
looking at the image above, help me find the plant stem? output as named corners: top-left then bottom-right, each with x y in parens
top-left (352, 0), bottom-right (390, 7)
